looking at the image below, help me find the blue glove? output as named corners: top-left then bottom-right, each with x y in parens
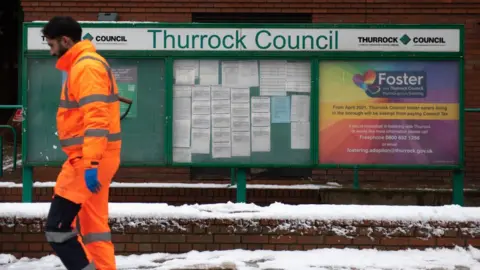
top-left (85, 168), bottom-right (102, 193)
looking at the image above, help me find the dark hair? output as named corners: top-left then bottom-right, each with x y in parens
top-left (42, 16), bottom-right (82, 42)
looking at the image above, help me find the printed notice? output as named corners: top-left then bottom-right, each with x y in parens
top-left (173, 120), bottom-right (191, 147)
top-left (231, 88), bottom-right (250, 103)
top-left (212, 142), bottom-right (231, 159)
top-left (260, 60), bottom-right (287, 96)
top-left (212, 128), bottom-right (231, 143)
top-left (291, 95), bottom-right (310, 122)
top-left (173, 97), bottom-right (191, 120)
top-left (192, 115), bottom-right (210, 129)
top-left (212, 114), bottom-right (231, 128)
top-left (252, 126), bottom-right (270, 152)
top-left (174, 85), bottom-right (192, 98)
top-left (192, 86), bottom-right (211, 101)
top-left (271, 96), bottom-right (291, 123)
top-left (286, 62), bottom-right (311, 93)
top-left (231, 116), bottom-right (250, 132)
top-left (191, 128), bottom-right (210, 154)
top-left (291, 122), bottom-right (310, 149)
top-left (175, 68), bottom-right (195, 85)
top-left (199, 60), bottom-right (219, 85)
top-left (174, 60), bottom-right (199, 76)
top-left (251, 97), bottom-right (270, 113)
top-left (192, 100), bottom-right (210, 115)
top-left (239, 61), bottom-right (259, 87)
top-left (113, 67), bottom-right (138, 118)
top-left (212, 100), bottom-right (230, 114)
top-left (221, 61), bottom-right (259, 87)
top-left (231, 103), bottom-right (250, 117)
top-left (173, 147), bottom-right (192, 163)
top-left (222, 61), bottom-right (240, 86)
top-left (211, 86), bottom-right (231, 100)
top-left (232, 131), bottom-right (251, 157)
top-left (252, 112), bottom-right (270, 127)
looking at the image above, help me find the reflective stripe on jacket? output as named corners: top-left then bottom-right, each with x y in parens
top-left (56, 40), bottom-right (121, 167)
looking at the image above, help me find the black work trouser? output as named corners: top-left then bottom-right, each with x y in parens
top-left (45, 195), bottom-right (94, 270)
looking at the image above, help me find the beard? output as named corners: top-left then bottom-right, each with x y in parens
top-left (54, 44), bottom-right (69, 58)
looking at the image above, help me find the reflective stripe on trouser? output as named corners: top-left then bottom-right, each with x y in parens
top-left (76, 216), bottom-right (112, 245)
top-left (58, 154), bottom-right (120, 270)
top-left (45, 195), bottom-right (95, 270)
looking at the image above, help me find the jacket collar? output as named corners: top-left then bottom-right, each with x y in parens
top-left (56, 40), bottom-right (97, 72)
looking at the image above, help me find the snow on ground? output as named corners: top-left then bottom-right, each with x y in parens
top-left (0, 181), bottom-right (339, 189)
top-left (1, 247), bottom-right (480, 270)
top-left (1, 156), bottom-right (21, 172)
top-left (0, 202), bottom-right (479, 223)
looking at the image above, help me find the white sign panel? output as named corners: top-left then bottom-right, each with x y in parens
top-left (27, 27), bottom-right (461, 52)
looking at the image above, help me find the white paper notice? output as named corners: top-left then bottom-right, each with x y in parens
top-left (173, 147), bottom-right (192, 163)
top-left (173, 120), bottom-right (191, 147)
top-left (174, 60), bottom-right (199, 77)
top-left (239, 61), bottom-right (259, 87)
top-left (251, 97), bottom-right (270, 113)
top-left (192, 100), bottom-right (210, 115)
top-left (260, 60), bottom-right (286, 96)
top-left (232, 131), bottom-right (251, 157)
top-left (212, 128), bottom-right (231, 143)
top-left (231, 88), bottom-right (250, 103)
top-left (286, 62), bottom-right (311, 93)
top-left (212, 114), bottom-right (231, 128)
top-left (231, 116), bottom-right (250, 132)
top-left (212, 100), bottom-right (230, 114)
top-left (222, 61), bottom-right (259, 87)
top-left (231, 103), bottom-right (250, 117)
top-left (192, 115), bottom-right (210, 129)
top-left (173, 97), bottom-right (191, 120)
top-left (211, 86), bottom-right (231, 100)
top-left (222, 61), bottom-right (240, 87)
top-left (191, 128), bottom-right (210, 154)
top-left (251, 112), bottom-right (270, 127)
top-left (252, 126), bottom-right (270, 152)
top-left (212, 142), bottom-right (231, 159)
top-left (291, 95), bottom-right (310, 122)
top-left (199, 60), bottom-right (219, 85)
top-left (173, 85), bottom-right (192, 97)
top-left (175, 68), bottom-right (195, 85)
top-left (291, 122), bottom-right (310, 149)
top-left (192, 85), bottom-right (211, 101)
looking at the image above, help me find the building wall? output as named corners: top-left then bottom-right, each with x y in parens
top-left (18, 0), bottom-right (480, 188)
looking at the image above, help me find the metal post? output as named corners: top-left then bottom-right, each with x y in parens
top-left (22, 166), bottom-right (33, 203)
top-left (236, 168), bottom-right (247, 203)
top-left (452, 169), bottom-right (464, 206)
top-left (353, 165), bottom-right (359, 189)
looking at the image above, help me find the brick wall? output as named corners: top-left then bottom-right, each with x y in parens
top-left (17, 0), bottom-right (480, 189)
top-left (1, 216), bottom-right (479, 258)
top-left (2, 186), bottom-right (480, 205)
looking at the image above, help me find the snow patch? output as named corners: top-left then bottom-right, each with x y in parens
top-left (0, 202), bottom-right (479, 224)
top-left (0, 181), bottom-right (338, 190)
top-left (1, 247), bottom-right (480, 269)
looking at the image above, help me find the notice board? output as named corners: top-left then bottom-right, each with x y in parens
top-left (25, 58), bottom-right (167, 165)
top-left (171, 59), bottom-right (312, 166)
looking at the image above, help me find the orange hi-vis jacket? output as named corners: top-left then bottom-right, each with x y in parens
top-left (56, 40), bottom-right (121, 167)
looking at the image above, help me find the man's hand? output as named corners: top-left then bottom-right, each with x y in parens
top-left (85, 168), bottom-right (102, 193)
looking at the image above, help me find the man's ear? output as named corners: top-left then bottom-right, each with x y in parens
top-left (61, 36), bottom-right (74, 48)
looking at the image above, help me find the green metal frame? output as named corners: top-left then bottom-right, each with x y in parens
top-left (20, 22), bottom-right (465, 204)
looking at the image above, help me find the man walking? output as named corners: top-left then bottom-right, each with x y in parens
top-left (42, 16), bottom-right (121, 270)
